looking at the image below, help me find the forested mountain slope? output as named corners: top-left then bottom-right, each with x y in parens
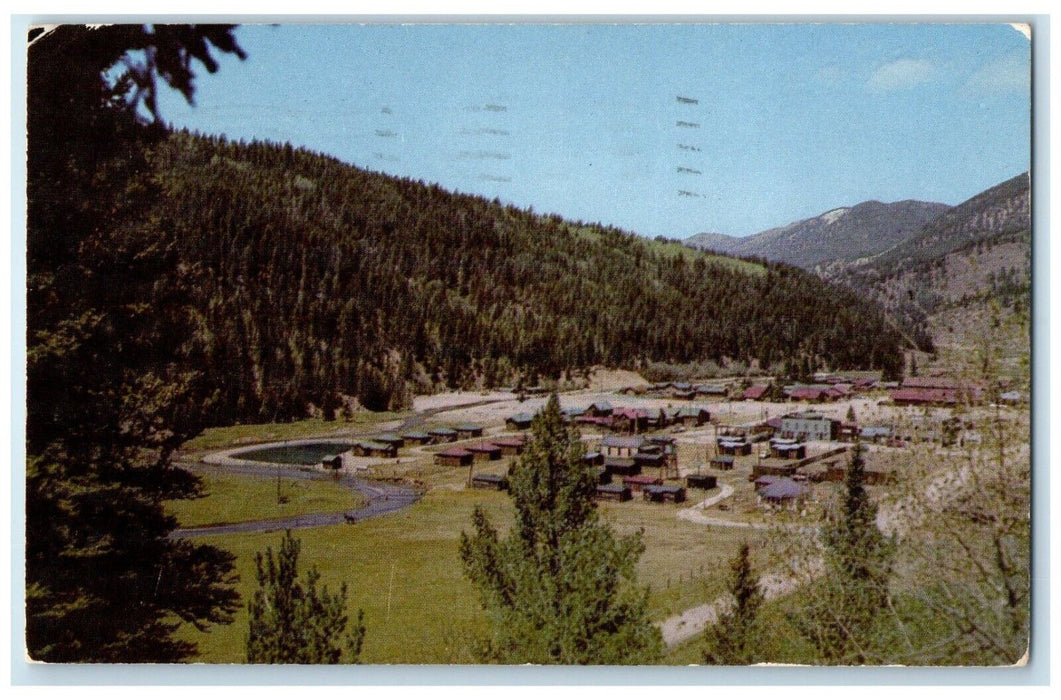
top-left (118, 131), bottom-right (903, 420)
top-left (826, 172), bottom-right (1030, 352)
top-left (686, 199), bottom-right (950, 270)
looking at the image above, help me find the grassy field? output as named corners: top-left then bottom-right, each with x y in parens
top-left (177, 489), bottom-right (511, 663)
top-left (165, 470), bottom-right (365, 528)
top-left (178, 481), bottom-right (753, 664)
top-left (642, 236), bottom-right (768, 277)
top-left (602, 496), bottom-right (762, 620)
top-left (569, 224), bottom-right (766, 277)
top-left (181, 412), bottom-right (408, 452)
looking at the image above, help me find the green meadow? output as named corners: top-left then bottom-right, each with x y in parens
top-left (177, 483), bottom-right (751, 663)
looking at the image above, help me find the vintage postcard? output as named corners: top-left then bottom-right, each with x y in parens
top-left (22, 21), bottom-right (1031, 670)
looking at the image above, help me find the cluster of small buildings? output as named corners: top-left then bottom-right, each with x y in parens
top-left (434, 434), bottom-right (527, 468)
top-left (742, 376), bottom-right (879, 403)
top-left (889, 376), bottom-right (985, 407)
top-left (507, 401), bottom-right (710, 435)
top-left (741, 371), bottom-right (886, 403)
top-left (620, 382), bottom-right (732, 400)
top-left (345, 424), bottom-right (489, 461)
top-left (740, 372), bottom-right (989, 409)
top-left (752, 474), bottom-right (813, 509)
top-left (590, 434), bottom-right (692, 504)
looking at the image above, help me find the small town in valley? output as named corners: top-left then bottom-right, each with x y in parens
top-left (23, 22), bottom-right (1031, 671)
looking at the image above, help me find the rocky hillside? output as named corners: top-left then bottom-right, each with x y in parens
top-left (828, 172), bottom-right (1031, 357)
top-left (686, 199), bottom-right (951, 270)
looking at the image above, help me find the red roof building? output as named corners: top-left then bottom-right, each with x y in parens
top-left (467, 443), bottom-right (502, 461)
top-left (789, 387), bottom-right (827, 402)
top-left (744, 385), bottom-right (769, 400)
top-left (891, 387), bottom-right (961, 405)
top-left (435, 447), bottom-right (474, 467)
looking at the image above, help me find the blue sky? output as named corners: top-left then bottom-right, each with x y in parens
top-left (155, 22), bottom-right (1031, 238)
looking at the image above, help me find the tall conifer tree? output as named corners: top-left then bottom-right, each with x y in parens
top-left (459, 394), bottom-right (662, 664)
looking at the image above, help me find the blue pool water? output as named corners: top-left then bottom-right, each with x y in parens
top-left (235, 442), bottom-right (356, 466)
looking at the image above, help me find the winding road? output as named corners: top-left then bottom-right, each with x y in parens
top-left (170, 460), bottom-right (419, 538)
top-left (171, 395), bottom-right (520, 538)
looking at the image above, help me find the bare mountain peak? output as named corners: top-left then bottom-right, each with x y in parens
top-left (686, 198), bottom-right (951, 269)
top-left (819, 207), bottom-right (850, 225)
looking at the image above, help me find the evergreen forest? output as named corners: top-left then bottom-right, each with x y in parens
top-left (57, 128), bottom-right (907, 423)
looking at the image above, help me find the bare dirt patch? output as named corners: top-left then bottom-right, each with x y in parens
top-left (585, 367), bottom-right (650, 392)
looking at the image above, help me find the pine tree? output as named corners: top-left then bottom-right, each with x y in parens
top-left (703, 543), bottom-right (764, 665)
top-left (26, 24), bottom-right (245, 662)
top-left (459, 394), bottom-right (663, 664)
top-left (793, 442), bottom-right (893, 663)
top-left (246, 531), bottom-right (366, 664)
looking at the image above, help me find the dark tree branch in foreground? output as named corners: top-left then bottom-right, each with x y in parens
top-left (26, 24), bottom-right (246, 662)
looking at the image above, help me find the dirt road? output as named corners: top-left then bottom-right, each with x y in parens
top-left (659, 563), bottom-right (822, 647)
top-left (170, 461), bottom-right (419, 538)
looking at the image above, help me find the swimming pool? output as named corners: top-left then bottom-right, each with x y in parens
top-left (234, 441), bottom-right (356, 466)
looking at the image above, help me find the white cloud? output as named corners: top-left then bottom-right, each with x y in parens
top-left (866, 58), bottom-right (936, 93)
top-left (964, 50), bottom-right (1030, 97)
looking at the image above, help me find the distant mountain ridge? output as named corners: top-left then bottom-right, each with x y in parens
top-left (826, 172), bottom-right (1030, 353)
top-left (835, 172), bottom-right (1030, 279)
top-left (686, 199), bottom-right (951, 270)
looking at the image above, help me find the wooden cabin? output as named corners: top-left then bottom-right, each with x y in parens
top-left (603, 457), bottom-right (640, 476)
top-left (401, 431), bottom-right (433, 446)
top-left (373, 433), bottom-right (405, 449)
top-left (622, 474), bottom-right (663, 492)
top-left (645, 408), bottom-right (669, 429)
top-left (505, 413), bottom-right (534, 430)
top-left (601, 435), bottom-right (644, 458)
top-left (643, 484), bottom-right (687, 503)
top-left (838, 423), bottom-right (860, 442)
top-left (611, 408), bottom-right (648, 434)
top-left (351, 441), bottom-right (398, 458)
top-left (467, 443), bottom-right (502, 461)
top-left (428, 427), bottom-right (458, 443)
top-left (435, 447), bottom-right (473, 467)
top-left (686, 473), bottom-right (717, 490)
top-left (595, 484), bottom-right (632, 502)
top-left (770, 441), bottom-right (806, 460)
top-left (710, 455), bottom-right (735, 471)
top-left (493, 437), bottom-right (526, 456)
top-left (717, 438), bottom-right (752, 456)
top-left (456, 424), bottom-right (484, 439)
top-left (675, 406), bottom-right (711, 426)
top-left (471, 473), bottom-right (509, 491)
